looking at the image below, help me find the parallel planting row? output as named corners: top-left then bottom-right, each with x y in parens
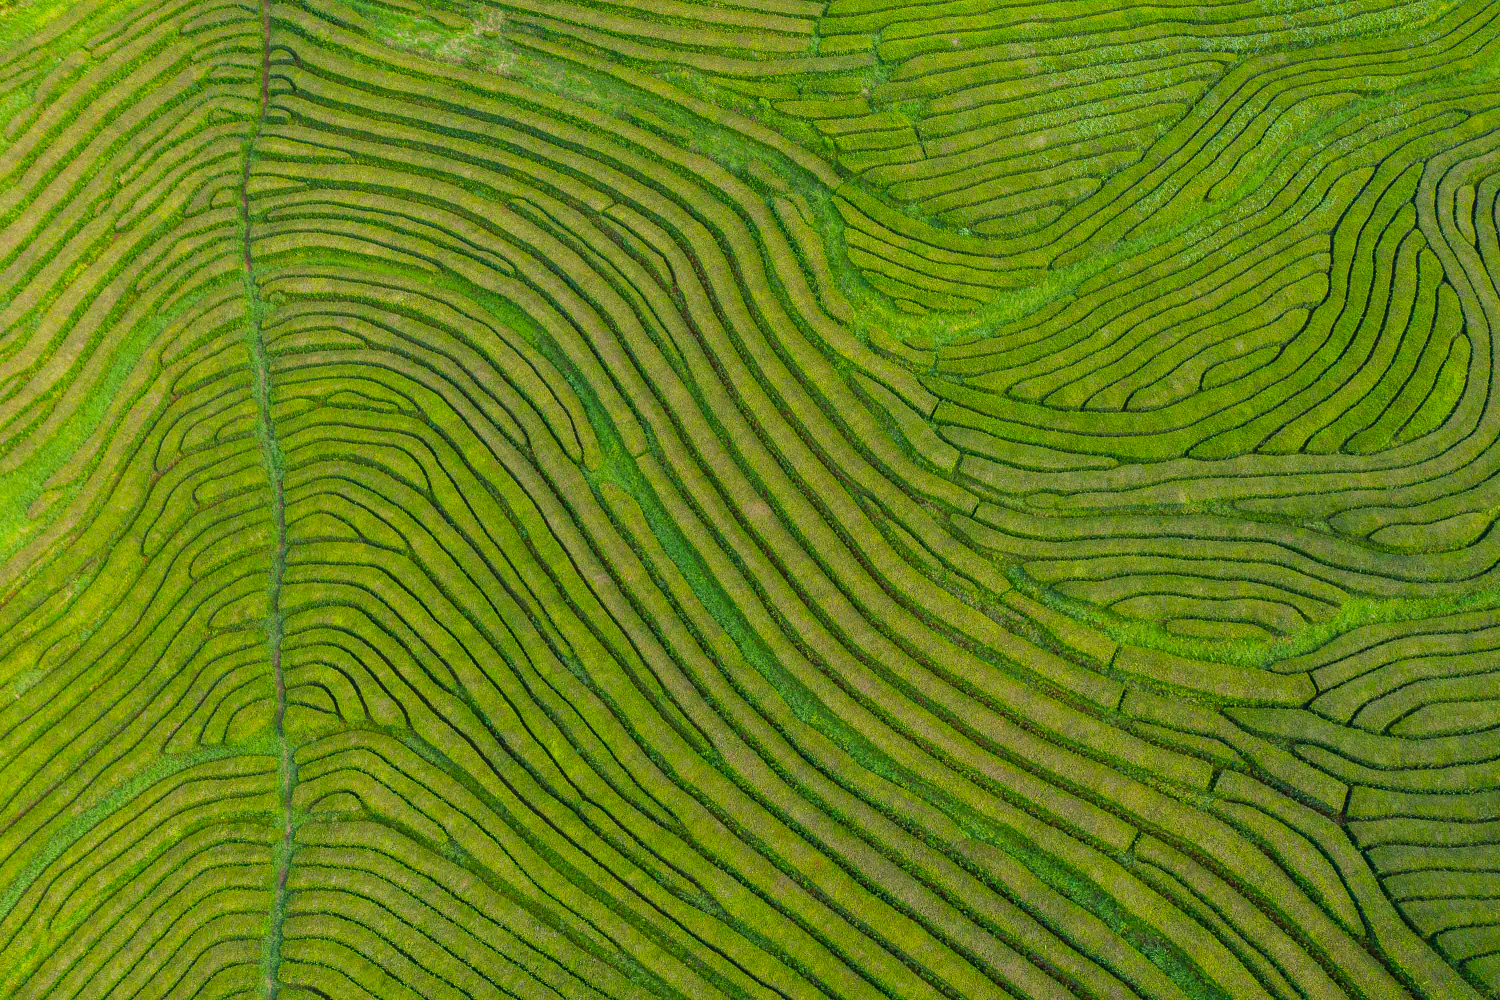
top-left (0, 1), bottom-right (1496, 998)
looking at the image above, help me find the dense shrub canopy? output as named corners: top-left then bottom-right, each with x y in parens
top-left (0, 1), bottom-right (1497, 998)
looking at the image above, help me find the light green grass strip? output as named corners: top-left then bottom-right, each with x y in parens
top-left (0, 0), bottom-right (126, 47)
top-left (1013, 565), bottom-right (1500, 673)
top-left (235, 4), bottom-right (295, 997)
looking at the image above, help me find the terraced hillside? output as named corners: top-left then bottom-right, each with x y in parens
top-left (1, 0), bottom-right (1498, 997)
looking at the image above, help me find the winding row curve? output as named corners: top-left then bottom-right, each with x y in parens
top-left (0, 1), bottom-right (1497, 998)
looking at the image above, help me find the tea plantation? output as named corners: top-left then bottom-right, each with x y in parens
top-left (0, 0), bottom-right (1497, 997)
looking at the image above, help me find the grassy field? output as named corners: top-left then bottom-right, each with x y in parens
top-left (0, 0), bottom-right (1497, 997)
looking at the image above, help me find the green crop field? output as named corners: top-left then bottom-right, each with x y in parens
top-left (0, 0), bottom-right (1497, 997)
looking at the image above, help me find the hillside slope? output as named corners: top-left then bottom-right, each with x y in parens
top-left (1, 2), bottom-right (1497, 998)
